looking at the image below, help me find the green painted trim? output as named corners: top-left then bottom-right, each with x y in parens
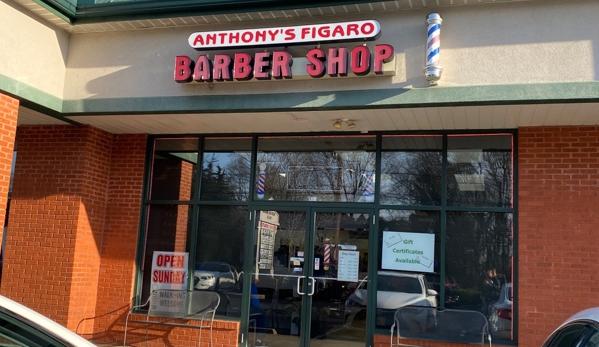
top-left (62, 82), bottom-right (599, 115)
top-left (31, 0), bottom-right (75, 23)
top-left (0, 74), bottom-right (63, 112)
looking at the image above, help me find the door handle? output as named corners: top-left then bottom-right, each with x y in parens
top-left (307, 277), bottom-right (316, 296)
top-left (297, 276), bottom-right (305, 295)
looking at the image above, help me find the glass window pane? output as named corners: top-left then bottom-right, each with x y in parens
top-left (381, 135), bottom-right (442, 206)
top-left (140, 204), bottom-right (193, 304)
top-left (256, 135), bottom-right (376, 202)
top-left (200, 137), bottom-right (252, 202)
top-left (545, 324), bottom-right (589, 347)
top-left (376, 210), bottom-right (441, 328)
top-left (446, 212), bottom-right (513, 340)
top-left (150, 138), bottom-right (198, 201)
top-left (195, 205), bottom-right (247, 318)
top-left (447, 134), bottom-right (513, 208)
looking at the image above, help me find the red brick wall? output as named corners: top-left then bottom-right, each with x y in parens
top-left (0, 94), bottom-right (18, 248)
top-left (3, 125), bottom-right (112, 330)
top-left (89, 134), bottom-right (147, 343)
top-left (518, 126), bottom-right (599, 346)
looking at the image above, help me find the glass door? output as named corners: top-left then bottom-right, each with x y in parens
top-left (250, 209), bottom-right (371, 347)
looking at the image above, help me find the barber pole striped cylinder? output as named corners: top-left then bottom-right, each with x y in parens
top-left (324, 239), bottom-right (331, 270)
top-left (257, 171), bottom-right (265, 199)
top-left (424, 13), bottom-right (443, 85)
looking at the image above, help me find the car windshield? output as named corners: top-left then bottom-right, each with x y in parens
top-left (378, 275), bottom-right (422, 294)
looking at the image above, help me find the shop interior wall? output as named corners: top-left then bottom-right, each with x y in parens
top-left (0, 0), bottom-right (69, 104)
top-left (517, 126), bottom-right (599, 347)
top-left (61, 0), bottom-right (599, 102)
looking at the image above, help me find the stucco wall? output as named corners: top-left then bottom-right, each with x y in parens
top-left (0, 0), bottom-right (69, 100)
top-left (62, 0), bottom-right (599, 100)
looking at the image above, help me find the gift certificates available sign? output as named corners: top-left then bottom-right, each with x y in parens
top-left (174, 20), bottom-right (395, 83)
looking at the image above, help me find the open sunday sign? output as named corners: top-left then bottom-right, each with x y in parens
top-left (175, 20), bottom-right (396, 83)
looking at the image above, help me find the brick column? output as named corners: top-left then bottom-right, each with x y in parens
top-left (0, 94), bottom-right (18, 251)
top-left (518, 126), bottom-right (599, 347)
top-left (3, 125), bottom-right (113, 331)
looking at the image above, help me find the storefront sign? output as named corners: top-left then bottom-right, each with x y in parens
top-left (150, 251), bottom-right (189, 291)
top-left (381, 232), bottom-right (435, 273)
top-left (174, 44), bottom-right (394, 83)
top-left (188, 20), bottom-right (381, 49)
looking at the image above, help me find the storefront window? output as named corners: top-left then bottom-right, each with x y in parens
top-left (195, 205), bottom-right (248, 318)
top-left (446, 212), bottom-right (513, 340)
top-left (200, 137), bottom-right (252, 202)
top-left (149, 138), bottom-right (198, 201)
top-left (377, 210), bottom-right (441, 328)
top-left (140, 204), bottom-right (193, 303)
top-left (381, 135), bottom-right (442, 206)
top-left (447, 134), bottom-right (513, 208)
top-left (256, 135), bottom-right (376, 202)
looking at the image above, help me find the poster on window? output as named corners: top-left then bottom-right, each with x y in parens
top-left (381, 232), bottom-right (435, 273)
top-left (258, 221), bottom-right (276, 269)
top-left (150, 251), bottom-right (189, 291)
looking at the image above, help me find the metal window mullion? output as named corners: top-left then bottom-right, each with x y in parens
top-left (440, 134), bottom-right (448, 308)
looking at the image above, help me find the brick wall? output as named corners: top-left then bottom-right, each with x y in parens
top-left (0, 94), bottom-right (18, 249)
top-left (517, 126), bottom-right (599, 347)
top-left (3, 125), bottom-right (112, 330)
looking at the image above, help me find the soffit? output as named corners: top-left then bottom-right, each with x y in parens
top-left (17, 103), bottom-right (599, 134)
top-left (13, 0), bottom-right (533, 33)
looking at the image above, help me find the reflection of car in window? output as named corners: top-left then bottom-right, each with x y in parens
top-left (345, 271), bottom-right (438, 329)
top-left (194, 262), bottom-right (239, 290)
top-left (489, 283), bottom-right (513, 339)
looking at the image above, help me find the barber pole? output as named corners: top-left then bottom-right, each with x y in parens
top-left (424, 13), bottom-right (443, 85)
top-left (257, 163), bottom-right (266, 199)
top-left (324, 239), bottom-right (331, 271)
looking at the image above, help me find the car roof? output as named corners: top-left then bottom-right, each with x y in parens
top-left (0, 295), bottom-right (97, 346)
top-left (560, 307), bottom-right (599, 326)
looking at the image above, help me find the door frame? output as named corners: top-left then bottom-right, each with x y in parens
top-left (241, 206), bottom-right (377, 347)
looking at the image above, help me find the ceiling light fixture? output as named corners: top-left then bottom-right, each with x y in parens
top-left (332, 118), bottom-right (357, 130)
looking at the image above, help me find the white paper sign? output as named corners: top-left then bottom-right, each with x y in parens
top-left (337, 250), bottom-right (359, 282)
top-left (150, 251), bottom-right (189, 291)
top-left (381, 232), bottom-right (435, 273)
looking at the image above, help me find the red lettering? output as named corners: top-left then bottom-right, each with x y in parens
top-left (206, 34), bottom-right (217, 45)
top-left (234, 53), bottom-right (253, 80)
top-left (284, 28), bottom-right (296, 41)
top-left (331, 25), bottom-right (344, 37)
top-left (241, 32), bottom-right (253, 43)
top-left (306, 48), bottom-right (326, 78)
top-left (254, 52), bottom-right (271, 80)
top-left (361, 22), bottom-right (375, 35)
top-left (272, 51), bottom-right (292, 79)
top-left (194, 55), bottom-right (212, 82)
top-left (174, 56), bottom-right (193, 83)
top-left (192, 35), bottom-right (204, 46)
top-left (301, 27), bottom-right (310, 39)
top-left (327, 48), bottom-right (348, 77)
top-left (347, 24), bottom-right (359, 36)
top-left (164, 255), bottom-right (171, 266)
top-left (318, 26), bottom-right (330, 38)
top-left (156, 254), bottom-right (164, 267)
top-left (153, 270), bottom-right (159, 282)
top-left (350, 46), bottom-right (370, 75)
top-left (229, 32), bottom-right (240, 44)
top-left (374, 44), bottom-right (394, 74)
top-left (218, 32), bottom-right (227, 44)
top-left (213, 54), bottom-right (232, 80)
top-left (256, 30), bottom-right (266, 42)
top-left (268, 29), bottom-right (279, 41)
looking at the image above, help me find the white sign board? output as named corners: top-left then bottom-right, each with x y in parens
top-left (150, 251), bottom-right (189, 291)
top-left (381, 232), bottom-right (435, 273)
top-left (337, 250), bottom-right (360, 282)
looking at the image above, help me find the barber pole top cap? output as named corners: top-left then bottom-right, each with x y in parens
top-left (426, 12), bottom-right (442, 26)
